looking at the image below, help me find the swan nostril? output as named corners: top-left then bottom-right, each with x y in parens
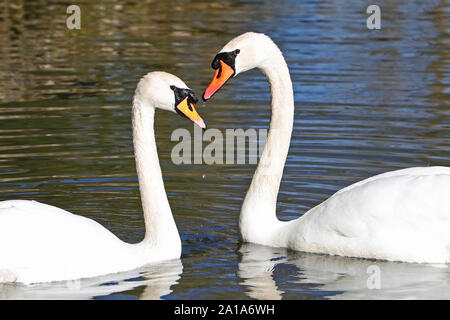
top-left (216, 65), bottom-right (223, 79)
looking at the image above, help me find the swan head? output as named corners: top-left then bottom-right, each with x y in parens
top-left (203, 32), bottom-right (274, 100)
top-left (136, 72), bottom-right (206, 129)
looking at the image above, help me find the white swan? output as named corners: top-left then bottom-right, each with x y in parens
top-left (203, 32), bottom-right (450, 264)
top-left (0, 72), bottom-right (206, 284)
top-left (238, 243), bottom-right (450, 300)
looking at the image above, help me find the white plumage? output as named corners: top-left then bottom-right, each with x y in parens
top-left (0, 200), bottom-right (142, 283)
top-left (208, 33), bottom-right (450, 263)
top-left (0, 72), bottom-right (201, 284)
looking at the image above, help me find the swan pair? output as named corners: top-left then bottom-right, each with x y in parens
top-left (1, 33), bottom-right (449, 284)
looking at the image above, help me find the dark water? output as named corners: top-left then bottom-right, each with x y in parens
top-left (0, 0), bottom-right (449, 299)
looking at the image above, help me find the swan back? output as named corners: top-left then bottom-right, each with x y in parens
top-left (290, 167), bottom-right (450, 263)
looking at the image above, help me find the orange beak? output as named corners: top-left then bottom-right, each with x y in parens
top-left (176, 97), bottom-right (206, 129)
top-left (203, 60), bottom-right (235, 100)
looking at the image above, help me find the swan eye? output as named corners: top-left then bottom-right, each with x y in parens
top-left (212, 57), bottom-right (221, 70)
top-left (211, 50), bottom-right (239, 72)
top-left (188, 92), bottom-right (199, 104)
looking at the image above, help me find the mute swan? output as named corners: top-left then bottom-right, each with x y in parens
top-left (238, 243), bottom-right (450, 300)
top-left (203, 32), bottom-right (450, 263)
top-left (0, 72), bottom-right (206, 284)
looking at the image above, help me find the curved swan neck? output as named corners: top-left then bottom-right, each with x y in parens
top-left (132, 95), bottom-right (181, 250)
top-left (240, 41), bottom-right (294, 243)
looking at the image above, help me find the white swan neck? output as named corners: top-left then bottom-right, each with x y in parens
top-left (132, 96), bottom-right (181, 251)
top-left (240, 43), bottom-right (294, 243)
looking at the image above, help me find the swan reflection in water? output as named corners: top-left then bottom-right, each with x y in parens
top-left (238, 243), bottom-right (449, 300)
top-left (0, 259), bottom-right (182, 300)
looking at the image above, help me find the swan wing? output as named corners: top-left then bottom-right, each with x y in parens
top-left (291, 167), bottom-right (450, 263)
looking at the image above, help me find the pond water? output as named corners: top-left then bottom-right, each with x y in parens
top-left (0, 0), bottom-right (448, 299)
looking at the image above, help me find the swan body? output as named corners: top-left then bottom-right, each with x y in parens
top-left (0, 72), bottom-right (205, 284)
top-left (203, 32), bottom-right (450, 263)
